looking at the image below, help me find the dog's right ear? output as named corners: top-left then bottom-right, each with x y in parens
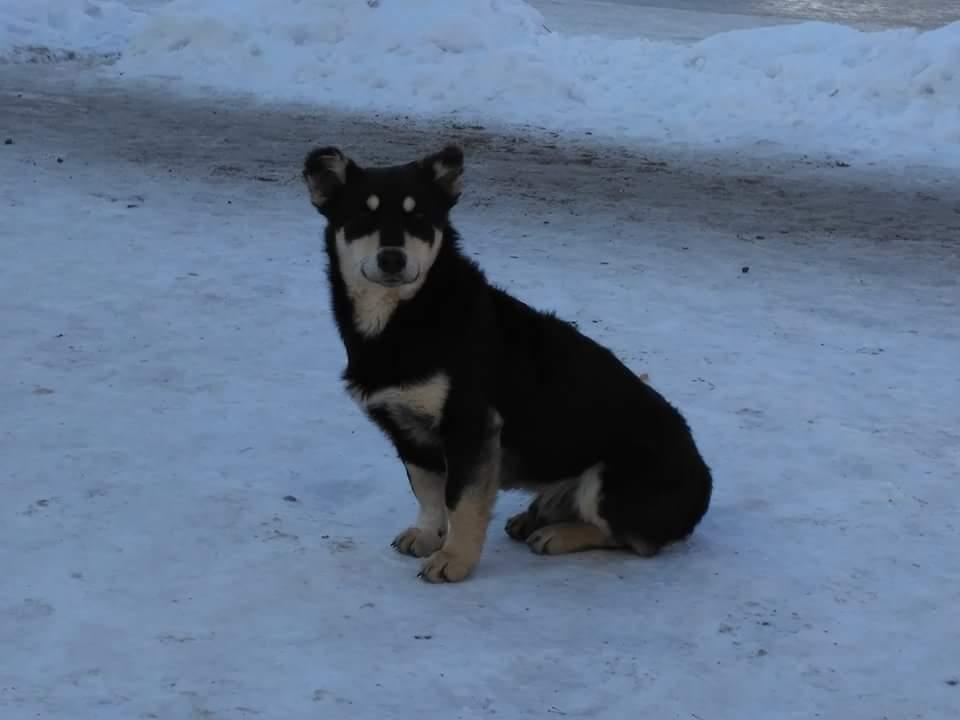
top-left (303, 147), bottom-right (352, 214)
top-left (420, 144), bottom-right (464, 205)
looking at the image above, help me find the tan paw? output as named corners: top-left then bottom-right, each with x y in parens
top-left (527, 527), bottom-right (562, 555)
top-left (527, 522), bottom-right (620, 555)
top-left (418, 549), bottom-right (479, 583)
top-left (391, 527), bottom-right (445, 558)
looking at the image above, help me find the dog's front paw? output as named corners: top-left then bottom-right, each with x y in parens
top-left (418, 549), bottom-right (478, 583)
top-left (392, 527), bottom-right (445, 558)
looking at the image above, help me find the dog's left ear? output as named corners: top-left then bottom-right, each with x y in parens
top-left (421, 145), bottom-right (464, 205)
top-left (303, 146), bottom-right (352, 214)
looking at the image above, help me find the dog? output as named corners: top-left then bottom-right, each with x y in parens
top-left (302, 144), bottom-right (713, 583)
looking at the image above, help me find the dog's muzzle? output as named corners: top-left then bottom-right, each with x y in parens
top-left (362, 249), bottom-right (420, 287)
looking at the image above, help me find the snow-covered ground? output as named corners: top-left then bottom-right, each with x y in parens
top-left (1, 0), bottom-right (959, 168)
top-left (2, 65), bottom-right (959, 718)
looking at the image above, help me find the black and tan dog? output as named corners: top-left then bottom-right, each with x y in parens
top-left (302, 145), bottom-right (712, 583)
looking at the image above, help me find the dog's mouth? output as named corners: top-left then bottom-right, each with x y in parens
top-left (361, 266), bottom-right (421, 288)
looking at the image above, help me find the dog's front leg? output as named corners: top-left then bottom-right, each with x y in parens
top-left (392, 462), bottom-right (447, 558)
top-left (419, 412), bottom-right (502, 583)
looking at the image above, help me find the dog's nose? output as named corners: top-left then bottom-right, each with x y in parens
top-left (377, 248), bottom-right (407, 275)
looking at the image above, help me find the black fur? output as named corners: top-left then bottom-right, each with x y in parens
top-left (304, 145), bottom-right (712, 555)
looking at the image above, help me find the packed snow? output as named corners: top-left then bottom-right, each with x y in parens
top-left (1, 0), bottom-right (958, 167)
top-left (2, 71), bottom-right (960, 717)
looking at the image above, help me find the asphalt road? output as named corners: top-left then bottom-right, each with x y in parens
top-left (2, 64), bottom-right (958, 249)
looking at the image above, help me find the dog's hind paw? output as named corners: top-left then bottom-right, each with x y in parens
top-left (527, 527), bottom-right (560, 554)
top-left (418, 549), bottom-right (478, 583)
top-left (527, 522), bottom-right (621, 555)
top-left (504, 509), bottom-right (538, 542)
top-left (392, 527), bottom-right (444, 558)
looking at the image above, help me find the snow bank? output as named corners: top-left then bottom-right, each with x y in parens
top-left (115, 1), bottom-right (960, 165)
top-left (117, 0), bottom-right (550, 94)
top-left (3, 0), bottom-right (959, 166)
top-left (0, 0), bottom-right (141, 61)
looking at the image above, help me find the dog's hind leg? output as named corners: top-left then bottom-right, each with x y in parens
top-left (518, 464), bottom-right (652, 555)
top-left (393, 462), bottom-right (447, 558)
top-left (505, 479), bottom-right (579, 542)
top-left (595, 450), bottom-right (712, 557)
top-left (525, 467), bottom-right (621, 554)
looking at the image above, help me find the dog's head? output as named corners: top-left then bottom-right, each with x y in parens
top-left (302, 145), bottom-right (463, 293)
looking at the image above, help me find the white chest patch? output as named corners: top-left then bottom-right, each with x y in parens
top-left (348, 373), bottom-right (451, 445)
top-left (349, 284), bottom-right (400, 338)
